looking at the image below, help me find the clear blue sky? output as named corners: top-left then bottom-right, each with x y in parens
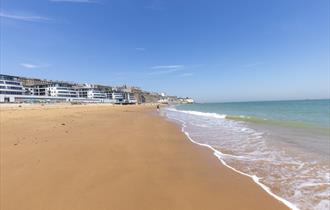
top-left (0, 0), bottom-right (329, 102)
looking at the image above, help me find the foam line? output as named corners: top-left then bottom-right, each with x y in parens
top-left (168, 115), bottom-right (300, 210)
top-left (166, 108), bottom-right (227, 119)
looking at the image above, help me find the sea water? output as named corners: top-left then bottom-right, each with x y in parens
top-left (163, 99), bottom-right (330, 210)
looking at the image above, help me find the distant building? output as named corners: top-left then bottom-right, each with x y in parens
top-left (178, 97), bottom-right (195, 104)
top-left (87, 89), bottom-right (107, 99)
top-left (0, 75), bottom-right (25, 102)
top-left (0, 75), bottom-right (70, 103)
top-left (185, 98), bottom-right (195, 103)
top-left (109, 92), bottom-right (125, 103)
top-left (75, 84), bottom-right (107, 99)
top-left (124, 92), bottom-right (137, 104)
top-left (30, 82), bottom-right (77, 98)
top-left (160, 92), bottom-right (166, 97)
top-left (105, 92), bottom-right (137, 104)
top-left (0, 74), bottom-right (186, 104)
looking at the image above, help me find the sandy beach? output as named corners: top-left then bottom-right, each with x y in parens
top-left (0, 104), bottom-right (289, 210)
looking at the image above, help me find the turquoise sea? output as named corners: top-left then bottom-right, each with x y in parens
top-left (163, 99), bottom-right (330, 210)
top-left (178, 99), bottom-right (330, 131)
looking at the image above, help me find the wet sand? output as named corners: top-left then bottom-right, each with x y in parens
top-left (0, 104), bottom-right (289, 210)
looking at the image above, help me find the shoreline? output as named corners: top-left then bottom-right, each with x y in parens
top-left (1, 104), bottom-right (289, 210)
top-left (168, 117), bottom-right (298, 210)
top-left (165, 103), bottom-right (330, 210)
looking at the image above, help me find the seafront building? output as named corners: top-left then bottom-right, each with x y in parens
top-left (125, 92), bottom-right (138, 104)
top-left (107, 92), bottom-right (135, 104)
top-left (0, 75), bottom-right (25, 102)
top-left (0, 75), bottom-right (82, 103)
top-left (109, 92), bottom-right (125, 103)
top-left (0, 74), bottom-right (192, 104)
top-left (29, 82), bottom-right (78, 98)
top-left (0, 74), bottom-right (139, 104)
top-left (75, 84), bottom-right (107, 99)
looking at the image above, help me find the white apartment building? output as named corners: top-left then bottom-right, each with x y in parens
top-left (0, 74), bottom-right (25, 102)
top-left (0, 74), bottom-right (140, 104)
top-left (125, 92), bottom-right (137, 104)
top-left (31, 83), bottom-right (77, 98)
top-left (108, 92), bottom-right (124, 103)
top-left (75, 84), bottom-right (107, 99)
top-left (106, 92), bottom-right (137, 104)
top-left (88, 90), bottom-right (107, 99)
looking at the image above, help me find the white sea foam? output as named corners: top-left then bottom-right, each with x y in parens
top-left (166, 108), bottom-right (227, 119)
top-left (163, 107), bottom-right (330, 210)
top-left (177, 119), bottom-right (299, 210)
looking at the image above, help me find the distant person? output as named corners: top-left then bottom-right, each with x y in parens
top-left (157, 105), bottom-right (160, 112)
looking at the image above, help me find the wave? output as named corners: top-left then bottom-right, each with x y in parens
top-left (170, 108), bottom-right (329, 134)
top-left (167, 107), bottom-right (268, 122)
top-left (164, 107), bottom-right (330, 210)
top-left (166, 108), bottom-right (227, 119)
top-left (166, 114), bottom-right (300, 210)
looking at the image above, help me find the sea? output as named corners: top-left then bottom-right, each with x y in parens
top-left (162, 99), bottom-right (330, 210)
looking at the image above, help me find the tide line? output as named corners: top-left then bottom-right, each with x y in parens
top-left (168, 115), bottom-right (300, 210)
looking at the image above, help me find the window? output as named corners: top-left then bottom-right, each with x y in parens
top-left (5, 81), bottom-right (21, 85)
top-left (57, 87), bottom-right (69, 90)
top-left (0, 91), bottom-right (22, 95)
top-left (7, 86), bottom-right (23, 90)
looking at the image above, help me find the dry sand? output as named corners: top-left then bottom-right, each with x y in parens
top-left (0, 104), bottom-right (289, 210)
